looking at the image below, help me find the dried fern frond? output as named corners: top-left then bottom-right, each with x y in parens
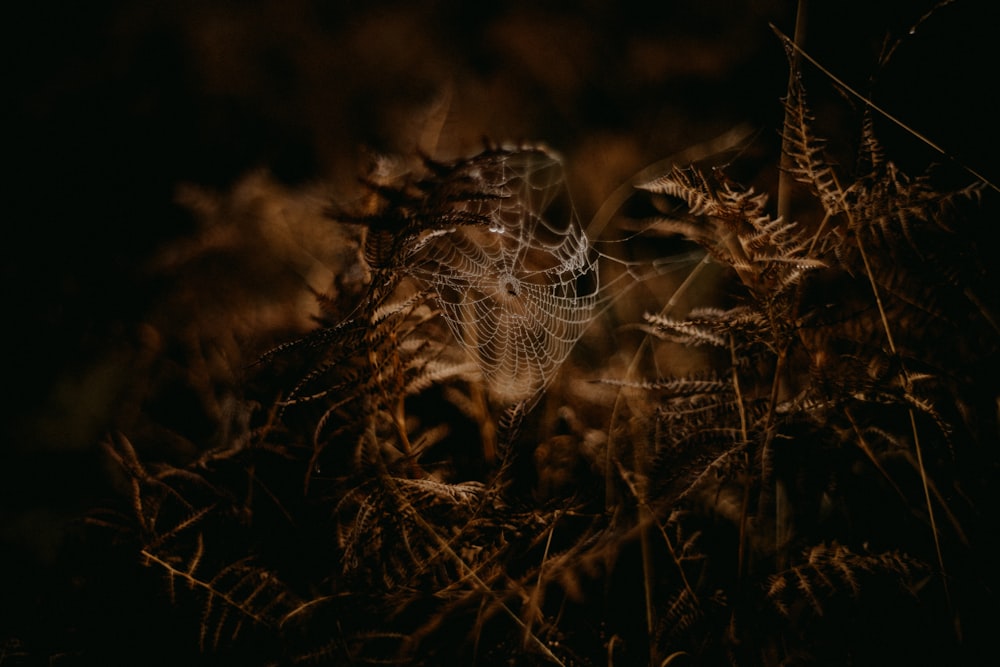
top-left (767, 542), bottom-right (927, 618)
top-left (98, 435), bottom-right (309, 658)
top-left (336, 476), bottom-right (489, 590)
top-left (643, 306), bottom-right (775, 351)
top-left (600, 375), bottom-right (732, 396)
top-left (637, 165), bottom-right (823, 300)
top-left (780, 64), bottom-right (844, 215)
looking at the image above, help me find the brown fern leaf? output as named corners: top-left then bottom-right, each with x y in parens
top-left (638, 166), bottom-right (823, 299)
top-left (336, 476), bottom-right (489, 591)
top-left (270, 278), bottom-right (478, 486)
top-left (767, 542), bottom-right (927, 619)
top-left (780, 61), bottom-right (844, 216)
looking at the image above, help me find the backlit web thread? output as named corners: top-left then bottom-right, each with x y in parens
top-left (403, 148), bottom-right (599, 406)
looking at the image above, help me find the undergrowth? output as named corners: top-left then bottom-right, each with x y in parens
top-left (90, 28), bottom-right (999, 667)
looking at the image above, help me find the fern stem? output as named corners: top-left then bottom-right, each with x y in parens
top-left (838, 173), bottom-right (956, 636)
top-left (382, 472), bottom-right (566, 666)
top-left (604, 254), bottom-right (713, 510)
top-left (767, 348), bottom-right (790, 567)
top-left (729, 334), bottom-right (750, 445)
top-left (777, 0), bottom-right (809, 223)
top-left (613, 459), bottom-right (702, 666)
top-left (729, 333), bottom-right (752, 581)
top-left (906, 407), bottom-right (957, 633)
top-left (523, 513), bottom-right (560, 647)
top-left (600, 250), bottom-right (713, 664)
top-left (638, 488), bottom-right (658, 665)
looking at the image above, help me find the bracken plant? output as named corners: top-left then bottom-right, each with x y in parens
top-left (91, 42), bottom-right (999, 667)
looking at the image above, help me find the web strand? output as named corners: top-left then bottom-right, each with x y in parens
top-left (373, 146), bottom-right (704, 409)
top-left (400, 148), bottom-right (599, 406)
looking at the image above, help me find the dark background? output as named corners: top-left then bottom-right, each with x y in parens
top-left (4, 0), bottom-right (997, 662)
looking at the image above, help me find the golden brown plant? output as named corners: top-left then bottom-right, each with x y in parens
top-left (95, 35), bottom-right (998, 667)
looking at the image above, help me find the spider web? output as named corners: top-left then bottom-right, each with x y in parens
top-left (400, 147), bottom-right (600, 406)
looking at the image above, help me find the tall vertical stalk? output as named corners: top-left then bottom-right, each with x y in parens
top-left (777, 0), bottom-right (809, 224)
